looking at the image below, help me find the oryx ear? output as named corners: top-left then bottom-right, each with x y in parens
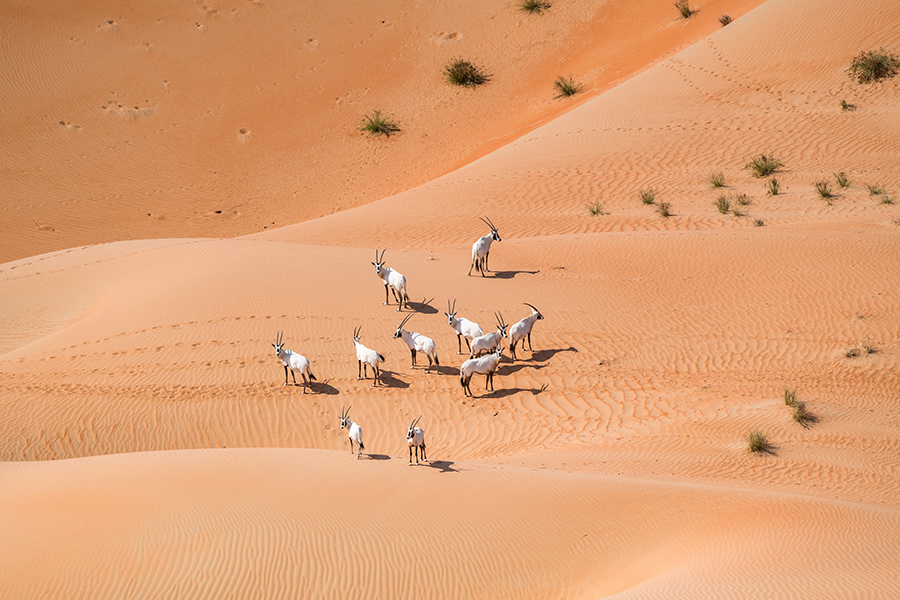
top-left (371, 262), bottom-right (376, 266)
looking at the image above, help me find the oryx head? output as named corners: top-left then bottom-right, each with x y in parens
top-left (272, 331), bottom-right (285, 355)
top-left (445, 299), bottom-right (458, 326)
top-left (524, 303), bottom-right (544, 320)
top-left (393, 314), bottom-right (412, 339)
top-left (371, 249), bottom-right (387, 276)
top-left (480, 216), bottom-right (500, 242)
top-left (494, 311), bottom-right (509, 338)
top-left (352, 325), bottom-right (362, 347)
top-left (340, 406), bottom-right (352, 430)
top-left (407, 415), bottom-right (422, 440)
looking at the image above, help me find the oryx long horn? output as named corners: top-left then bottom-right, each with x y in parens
top-left (524, 302), bottom-right (540, 312)
top-left (399, 313), bottom-right (413, 328)
top-left (414, 415), bottom-right (422, 427)
top-left (452, 298), bottom-right (457, 313)
top-left (499, 311), bottom-right (506, 327)
top-left (479, 216), bottom-right (492, 229)
top-left (485, 216), bottom-right (497, 230)
top-left (379, 249), bottom-right (386, 263)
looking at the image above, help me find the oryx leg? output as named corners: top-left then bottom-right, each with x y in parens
top-left (409, 446), bottom-right (413, 466)
top-left (457, 334), bottom-right (462, 355)
top-left (484, 251), bottom-right (490, 273)
top-left (527, 332), bottom-right (534, 351)
top-left (464, 337), bottom-right (472, 354)
top-left (410, 348), bottom-right (416, 369)
top-left (283, 365), bottom-right (289, 386)
top-left (384, 284), bottom-right (390, 305)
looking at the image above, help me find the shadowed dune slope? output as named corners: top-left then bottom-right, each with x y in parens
top-left (0, 0), bottom-right (761, 263)
top-left (1, 449), bottom-right (899, 599)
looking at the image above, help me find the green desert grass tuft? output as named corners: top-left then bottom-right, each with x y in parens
top-left (866, 183), bottom-right (886, 196)
top-left (718, 14), bottom-right (732, 26)
top-left (587, 202), bottom-right (605, 216)
top-left (657, 202), bottom-right (671, 217)
top-left (445, 59), bottom-right (489, 88)
top-left (792, 401), bottom-right (812, 427)
top-left (766, 178), bottom-right (780, 196)
top-left (784, 388), bottom-right (798, 406)
top-left (847, 48), bottom-right (900, 84)
top-left (879, 195), bottom-right (895, 205)
top-left (734, 193), bottom-right (751, 206)
top-left (554, 75), bottom-right (582, 98)
top-left (675, 0), bottom-right (695, 19)
top-left (745, 154), bottom-right (782, 178)
top-left (709, 171), bottom-right (726, 188)
top-left (747, 429), bottom-right (770, 453)
top-left (359, 111), bottom-right (400, 137)
top-left (815, 180), bottom-right (834, 202)
top-left (639, 188), bottom-right (657, 205)
top-left (520, 0), bottom-right (551, 14)
top-left (715, 195), bottom-right (730, 214)
top-left (834, 171), bottom-right (850, 188)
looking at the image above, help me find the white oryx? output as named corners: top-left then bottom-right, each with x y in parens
top-left (469, 312), bottom-right (508, 358)
top-left (353, 326), bottom-right (386, 386)
top-left (372, 249), bottom-right (409, 311)
top-left (460, 344), bottom-right (503, 397)
top-left (393, 314), bottom-right (440, 373)
top-left (468, 216), bottom-right (501, 276)
top-left (445, 299), bottom-right (483, 355)
top-left (406, 416), bottom-right (427, 466)
top-left (508, 303), bottom-right (544, 361)
top-left (272, 331), bottom-right (317, 393)
top-left (340, 406), bottom-right (365, 459)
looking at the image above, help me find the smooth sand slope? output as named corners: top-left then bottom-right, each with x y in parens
top-left (2, 0), bottom-right (900, 597)
top-left (0, 0), bottom-right (759, 264)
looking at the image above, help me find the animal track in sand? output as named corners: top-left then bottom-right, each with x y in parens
top-left (99, 20), bottom-right (119, 31)
top-left (58, 120), bottom-right (83, 131)
top-left (238, 128), bottom-right (252, 141)
top-left (306, 38), bottom-right (318, 48)
top-left (431, 31), bottom-right (462, 45)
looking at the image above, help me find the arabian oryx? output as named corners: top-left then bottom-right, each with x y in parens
top-left (469, 312), bottom-right (508, 358)
top-left (460, 344), bottom-right (503, 397)
top-left (353, 326), bottom-right (386, 386)
top-left (340, 406), bottom-right (365, 459)
top-left (272, 331), bottom-right (317, 393)
top-left (393, 314), bottom-right (439, 373)
top-left (372, 249), bottom-right (409, 311)
top-left (508, 303), bottom-right (544, 361)
top-left (445, 299), bottom-right (483, 355)
top-left (468, 216), bottom-right (501, 276)
top-left (406, 416), bottom-right (427, 466)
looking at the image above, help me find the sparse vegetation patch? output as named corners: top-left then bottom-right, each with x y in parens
top-left (834, 171), bottom-right (850, 188)
top-left (445, 59), bottom-right (489, 88)
top-left (554, 75), bottom-right (582, 98)
top-left (753, 218), bottom-right (765, 227)
top-left (732, 207), bottom-right (745, 217)
top-left (639, 188), bottom-right (658, 205)
top-left (862, 339), bottom-right (877, 355)
top-left (784, 388), bottom-right (797, 406)
top-left (745, 154), bottom-right (782, 178)
top-left (520, 0), bottom-right (551, 14)
top-left (715, 195), bottom-right (730, 214)
top-left (866, 183), bottom-right (886, 196)
top-left (657, 202), bottom-right (671, 217)
top-left (675, 0), bottom-right (695, 19)
top-left (844, 347), bottom-right (860, 358)
top-left (587, 202), bottom-right (605, 216)
top-left (879, 195), bottom-right (895, 205)
top-left (747, 429), bottom-right (770, 453)
top-left (734, 193), bottom-right (751, 206)
top-left (767, 178), bottom-right (780, 196)
top-left (815, 180), bottom-right (834, 202)
top-left (709, 171), bottom-right (726, 188)
top-left (847, 48), bottom-right (900, 84)
top-left (718, 14), bottom-right (732, 26)
top-left (359, 110), bottom-right (400, 137)
top-left (840, 99), bottom-right (857, 112)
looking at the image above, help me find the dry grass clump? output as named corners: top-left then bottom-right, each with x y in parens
top-left (879, 195), bottom-right (895, 205)
top-left (745, 154), bottom-right (782, 178)
top-left (766, 178), bottom-right (780, 196)
top-left (753, 218), bottom-right (765, 227)
top-left (554, 75), bottom-right (582, 98)
top-left (675, 0), bottom-right (695, 19)
top-left (866, 183), bottom-right (886, 196)
top-left (715, 195), bottom-right (730, 214)
top-left (587, 202), bottom-right (605, 216)
top-left (718, 14), bottom-right (732, 26)
top-left (359, 111), bottom-right (400, 137)
top-left (747, 429), bottom-right (770, 453)
top-left (709, 171), bottom-right (726, 188)
top-left (783, 388), bottom-right (812, 427)
top-left (783, 388), bottom-right (797, 406)
top-left (657, 202), bottom-right (672, 217)
top-left (844, 347), bottom-right (860, 358)
top-left (520, 0), bottom-right (551, 14)
top-left (734, 193), bottom-right (751, 206)
top-left (847, 48), bottom-right (900, 84)
top-left (862, 339), bottom-right (877, 355)
top-left (732, 207), bottom-right (745, 217)
top-left (839, 99), bottom-right (857, 112)
top-left (639, 188), bottom-right (658, 205)
top-left (834, 171), bottom-right (850, 188)
top-left (445, 59), bottom-right (489, 88)
top-left (815, 180), bottom-right (834, 203)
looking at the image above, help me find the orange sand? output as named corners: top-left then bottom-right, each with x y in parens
top-left (2, 0), bottom-right (900, 597)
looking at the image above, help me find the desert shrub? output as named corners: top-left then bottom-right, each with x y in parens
top-left (747, 429), bottom-right (769, 453)
top-left (879, 195), bottom-right (895, 205)
top-left (554, 75), bottom-right (582, 98)
top-left (815, 180), bottom-right (833, 200)
top-left (784, 388), bottom-right (797, 406)
top-left (587, 202), bottom-right (605, 216)
top-left (834, 171), bottom-right (850, 188)
top-left (866, 183), bottom-right (886, 196)
top-left (359, 111), bottom-right (400, 137)
top-left (847, 48), bottom-right (900, 84)
top-left (520, 0), bottom-right (551, 13)
top-left (839, 99), bottom-right (857, 112)
top-left (445, 59), bottom-right (489, 88)
top-left (792, 401), bottom-right (811, 426)
top-left (753, 218), bottom-right (765, 227)
top-left (639, 188), bottom-right (657, 205)
top-left (719, 14), bottom-right (732, 26)
top-left (734, 193), bottom-right (751, 206)
top-left (745, 154), bottom-right (782, 178)
top-left (709, 171), bottom-right (726, 188)
top-left (766, 178), bottom-right (780, 196)
top-left (862, 339), bottom-right (876, 354)
top-left (844, 347), bottom-right (860, 358)
top-left (715, 195), bottom-right (730, 214)
top-left (657, 202), bottom-right (671, 217)
top-left (675, 0), bottom-right (694, 19)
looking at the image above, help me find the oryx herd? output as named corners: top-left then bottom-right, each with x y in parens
top-left (272, 218), bottom-right (545, 464)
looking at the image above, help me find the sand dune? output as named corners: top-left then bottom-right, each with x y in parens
top-left (2, 0), bottom-right (900, 596)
